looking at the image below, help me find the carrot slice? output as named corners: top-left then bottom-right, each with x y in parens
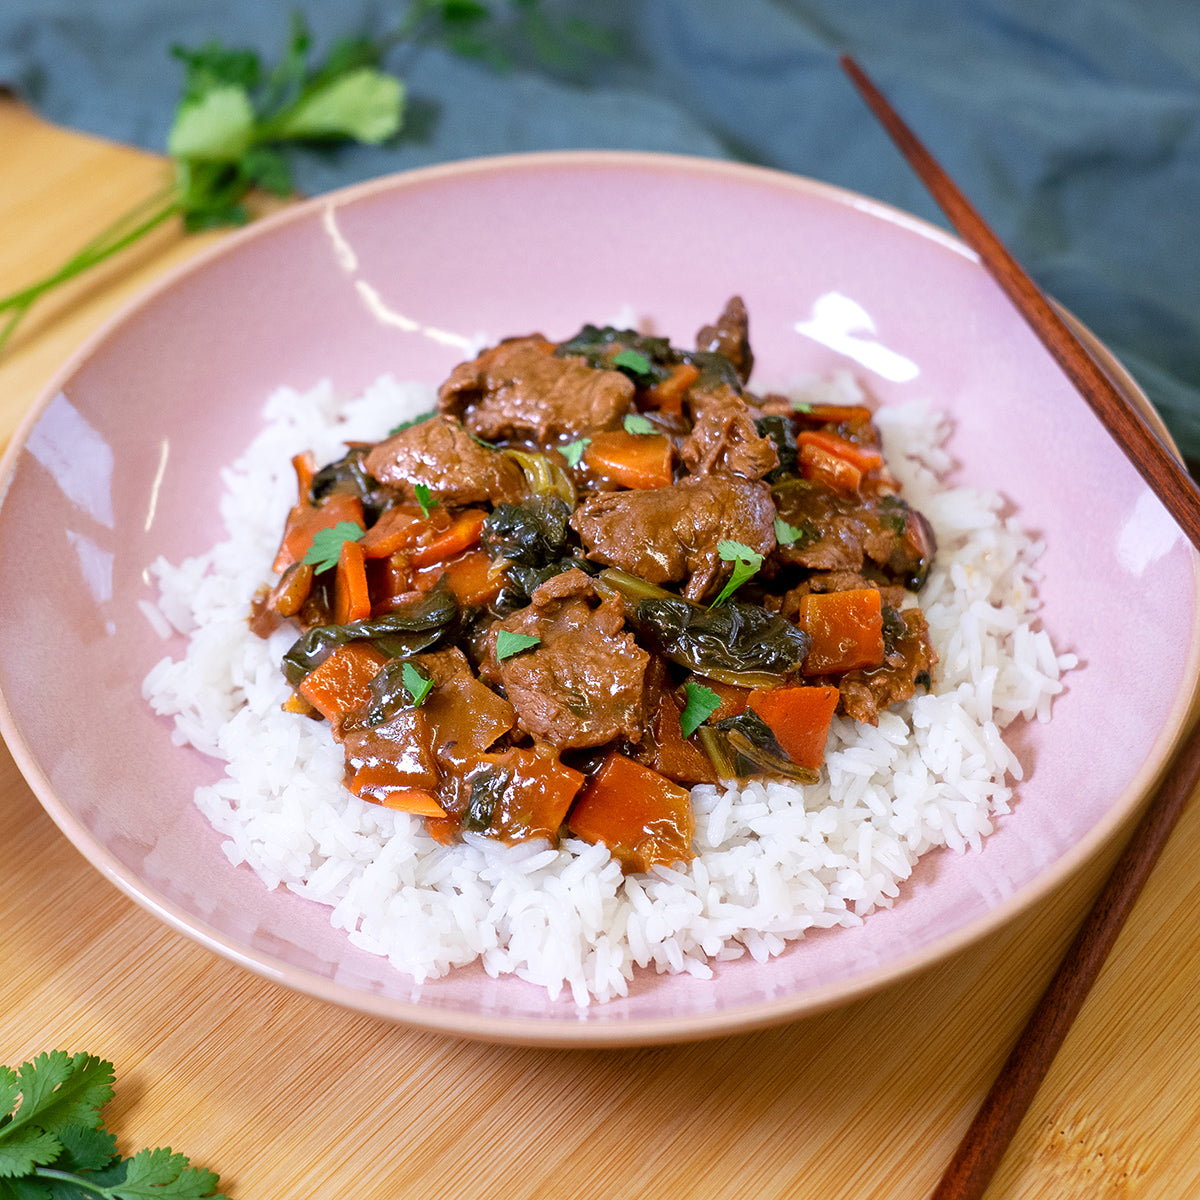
top-left (272, 492), bottom-right (365, 573)
top-left (567, 752), bottom-right (694, 873)
top-left (348, 771), bottom-right (447, 818)
top-left (297, 642), bottom-right (389, 723)
top-left (583, 429), bottom-right (674, 489)
top-left (424, 548), bottom-right (502, 607)
top-left (797, 428), bottom-right (883, 473)
top-left (482, 748), bottom-right (585, 844)
top-left (333, 537), bottom-right (371, 625)
top-left (409, 508), bottom-right (488, 567)
top-left (291, 451), bottom-right (317, 501)
top-left (798, 442), bottom-right (862, 494)
top-left (747, 684), bottom-right (840, 770)
top-left (643, 361), bottom-right (699, 416)
top-left (360, 504), bottom-right (426, 559)
top-left (797, 588), bottom-right (884, 675)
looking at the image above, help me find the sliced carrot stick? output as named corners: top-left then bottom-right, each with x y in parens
top-left (484, 748), bottom-right (585, 844)
top-left (583, 429), bottom-right (675, 489)
top-left (297, 642), bottom-right (390, 723)
top-left (292, 451), bottom-right (317, 501)
top-left (797, 588), bottom-right (884, 675)
top-left (797, 428), bottom-right (883, 473)
top-left (409, 508), bottom-right (488, 567)
top-left (333, 537), bottom-right (371, 625)
top-left (747, 684), bottom-right (841, 770)
top-left (425, 548), bottom-right (503, 607)
top-left (567, 752), bottom-right (694, 873)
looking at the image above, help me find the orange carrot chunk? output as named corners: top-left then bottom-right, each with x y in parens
top-left (360, 504), bottom-right (427, 559)
top-left (747, 684), bottom-right (841, 771)
top-left (420, 548), bottom-right (503, 607)
top-left (332, 537), bottom-right (371, 625)
top-left (297, 642), bottom-right (390, 723)
top-left (797, 588), bottom-right (885, 676)
top-left (484, 748), bottom-right (585, 844)
top-left (582, 429), bottom-right (675, 490)
top-left (567, 752), bottom-right (694, 873)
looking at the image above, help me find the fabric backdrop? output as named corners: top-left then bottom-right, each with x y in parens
top-left (4, 0), bottom-right (1198, 459)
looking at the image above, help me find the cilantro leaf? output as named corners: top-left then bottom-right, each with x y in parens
top-left (710, 540), bottom-right (764, 607)
top-left (612, 348), bottom-right (654, 381)
top-left (413, 483), bottom-right (437, 519)
top-left (560, 437), bottom-right (590, 467)
top-left (773, 516), bottom-right (808, 546)
top-left (302, 521), bottom-right (365, 572)
top-left (622, 413), bottom-right (656, 436)
top-left (402, 661), bottom-right (434, 706)
top-left (679, 681), bottom-right (722, 738)
top-left (495, 630), bottom-right (541, 661)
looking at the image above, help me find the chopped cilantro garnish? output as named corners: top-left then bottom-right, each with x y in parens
top-left (402, 661), bottom-right (434, 706)
top-left (495, 630), bottom-right (541, 661)
top-left (622, 413), bottom-right (656, 436)
top-left (773, 516), bottom-right (805, 546)
top-left (388, 410), bottom-right (436, 436)
top-left (0, 1051), bottom-right (227, 1198)
top-left (414, 482), bottom-right (437, 518)
top-left (302, 520), bottom-right (364, 571)
top-left (710, 540), bottom-right (764, 607)
top-left (679, 680), bottom-right (722, 738)
top-left (612, 348), bottom-right (654, 380)
top-left (561, 437), bottom-right (591, 467)
top-left (792, 400), bottom-right (813, 413)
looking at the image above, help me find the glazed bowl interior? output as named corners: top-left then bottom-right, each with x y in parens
top-left (1, 151), bottom-right (1196, 1045)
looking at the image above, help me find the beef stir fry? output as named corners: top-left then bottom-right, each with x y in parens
top-left (251, 298), bottom-right (938, 873)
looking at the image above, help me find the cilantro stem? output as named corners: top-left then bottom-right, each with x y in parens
top-left (0, 190), bottom-right (182, 353)
top-left (30, 1167), bottom-right (117, 1197)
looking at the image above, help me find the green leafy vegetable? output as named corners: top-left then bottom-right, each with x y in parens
top-left (710, 540), bottom-right (764, 607)
top-left (302, 520), bottom-right (365, 571)
top-left (622, 413), bottom-right (656, 436)
top-left (679, 680), bottom-right (722, 738)
top-left (560, 437), bottom-right (591, 467)
top-left (402, 661), bottom-right (435, 706)
top-left (496, 630), bottom-right (541, 660)
top-left (414, 482), bottom-right (437, 519)
top-left (0, 1051), bottom-right (227, 1198)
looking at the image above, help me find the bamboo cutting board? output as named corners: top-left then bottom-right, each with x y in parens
top-left (3, 97), bottom-right (1200, 1198)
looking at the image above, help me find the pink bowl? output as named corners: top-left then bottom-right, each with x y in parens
top-left (1, 151), bottom-right (1197, 1045)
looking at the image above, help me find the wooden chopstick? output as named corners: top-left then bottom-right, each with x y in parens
top-left (839, 54), bottom-right (1200, 1200)
top-left (840, 53), bottom-right (1200, 554)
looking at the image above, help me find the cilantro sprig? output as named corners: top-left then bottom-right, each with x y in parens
top-left (710, 540), bottom-right (764, 607)
top-left (0, 1051), bottom-right (227, 1198)
top-left (679, 680), bottom-right (722, 738)
top-left (0, 3), bottom-right (609, 356)
top-left (302, 520), bottom-right (365, 572)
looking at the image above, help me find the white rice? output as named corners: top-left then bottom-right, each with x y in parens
top-left (141, 373), bottom-right (1077, 1005)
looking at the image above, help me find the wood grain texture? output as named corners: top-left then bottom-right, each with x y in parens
top-left (4, 96), bottom-right (1200, 1198)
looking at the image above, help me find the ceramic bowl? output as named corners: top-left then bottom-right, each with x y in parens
top-left (1, 152), bottom-right (1196, 1045)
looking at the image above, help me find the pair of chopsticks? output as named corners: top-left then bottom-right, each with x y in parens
top-left (840, 56), bottom-right (1200, 1200)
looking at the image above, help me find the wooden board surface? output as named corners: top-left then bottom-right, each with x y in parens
top-left (3, 96), bottom-right (1200, 1198)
